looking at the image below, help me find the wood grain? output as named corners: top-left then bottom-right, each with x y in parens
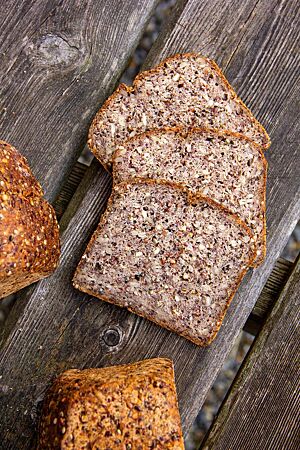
top-left (145, 0), bottom-right (263, 69)
top-left (0, 0), bottom-right (299, 447)
top-left (0, 0), bottom-right (159, 202)
top-left (201, 255), bottom-right (300, 450)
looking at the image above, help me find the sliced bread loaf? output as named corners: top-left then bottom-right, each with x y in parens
top-left (73, 180), bottom-right (256, 346)
top-left (38, 358), bottom-right (184, 449)
top-left (89, 53), bottom-right (270, 168)
top-left (0, 141), bottom-right (60, 298)
top-left (113, 128), bottom-right (267, 266)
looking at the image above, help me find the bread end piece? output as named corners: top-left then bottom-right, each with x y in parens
top-left (0, 141), bottom-right (60, 298)
top-left (37, 358), bottom-right (184, 449)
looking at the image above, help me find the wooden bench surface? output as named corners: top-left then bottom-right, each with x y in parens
top-left (0, 0), bottom-right (299, 448)
top-left (202, 255), bottom-right (300, 450)
top-left (0, 0), bottom-right (159, 202)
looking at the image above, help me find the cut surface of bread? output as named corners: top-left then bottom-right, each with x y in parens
top-left (89, 53), bottom-right (270, 167)
top-left (0, 141), bottom-right (60, 298)
top-left (114, 128), bottom-right (267, 266)
top-left (73, 180), bottom-right (256, 346)
top-left (38, 358), bottom-right (184, 449)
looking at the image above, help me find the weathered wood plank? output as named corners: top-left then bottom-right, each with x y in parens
top-left (0, 0), bottom-right (299, 447)
top-left (145, 0), bottom-right (264, 69)
top-left (201, 255), bottom-right (300, 450)
top-left (0, 0), bottom-right (159, 202)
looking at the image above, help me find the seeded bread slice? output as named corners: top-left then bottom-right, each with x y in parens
top-left (0, 141), bottom-right (60, 298)
top-left (38, 358), bottom-right (184, 449)
top-left (89, 53), bottom-right (270, 168)
top-left (73, 180), bottom-right (256, 346)
top-left (113, 128), bottom-right (267, 266)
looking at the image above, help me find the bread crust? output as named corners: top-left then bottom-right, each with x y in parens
top-left (38, 358), bottom-right (184, 449)
top-left (0, 140), bottom-right (43, 197)
top-left (112, 126), bottom-right (267, 267)
top-left (73, 179), bottom-right (257, 346)
top-left (88, 52), bottom-right (271, 167)
top-left (0, 141), bottom-right (60, 298)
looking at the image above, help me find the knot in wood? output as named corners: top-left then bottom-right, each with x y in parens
top-left (102, 327), bottom-right (121, 347)
top-left (31, 33), bottom-right (80, 67)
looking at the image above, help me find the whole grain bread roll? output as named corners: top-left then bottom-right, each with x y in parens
top-left (38, 358), bottom-right (184, 449)
top-left (0, 141), bottom-right (60, 298)
top-left (113, 127), bottom-right (267, 266)
top-left (89, 53), bottom-right (270, 168)
top-left (73, 180), bottom-right (256, 346)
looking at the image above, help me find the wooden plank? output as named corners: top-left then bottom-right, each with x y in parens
top-left (0, 0), bottom-right (299, 447)
top-left (0, 0), bottom-right (159, 202)
top-left (201, 255), bottom-right (300, 450)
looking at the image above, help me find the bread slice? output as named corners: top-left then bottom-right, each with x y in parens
top-left (88, 53), bottom-right (270, 168)
top-left (0, 141), bottom-right (60, 298)
top-left (113, 128), bottom-right (267, 266)
top-left (73, 180), bottom-right (256, 346)
top-left (38, 358), bottom-right (184, 449)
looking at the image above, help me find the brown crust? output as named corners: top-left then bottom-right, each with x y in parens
top-left (0, 141), bottom-right (60, 298)
top-left (88, 52), bottom-right (271, 166)
top-left (0, 140), bottom-right (44, 197)
top-left (112, 126), bottom-right (268, 267)
top-left (38, 358), bottom-right (184, 449)
top-left (73, 179), bottom-right (257, 346)
top-left (88, 83), bottom-right (131, 172)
